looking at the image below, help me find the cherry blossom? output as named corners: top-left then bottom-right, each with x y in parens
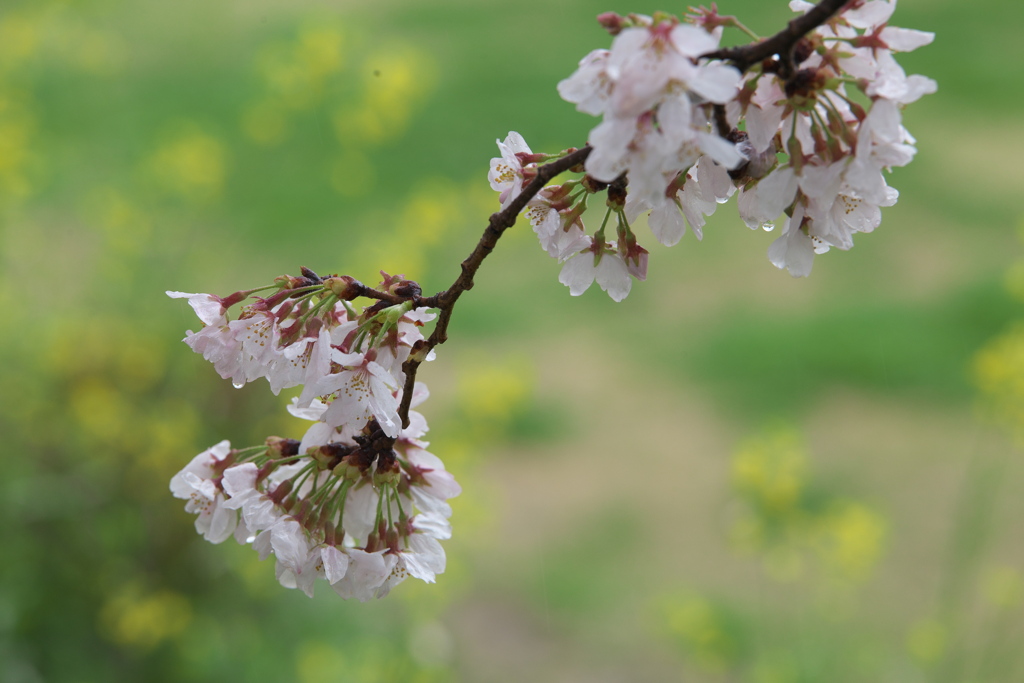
top-left (488, 131), bottom-right (536, 209)
top-left (169, 440), bottom-right (239, 544)
top-left (559, 238), bottom-right (632, 302)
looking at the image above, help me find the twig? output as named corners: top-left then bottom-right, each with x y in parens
top-left (395, 146), bottom-right (593, 427)
top-left (702, 0), bottom-right (850, 75)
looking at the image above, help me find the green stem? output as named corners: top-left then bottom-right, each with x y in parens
top-left (729, 18), bottom-right (760, 41)
top-left (299, 293), bottom-right (337, 326)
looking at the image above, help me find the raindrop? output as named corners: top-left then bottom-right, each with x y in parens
top-left (232, 382), bottom-right (245, 389)
top-left (761, 221), bottom-right (775, 232)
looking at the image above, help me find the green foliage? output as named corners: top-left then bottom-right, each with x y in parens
top-left (682, 279), bottom-right (1017, 416)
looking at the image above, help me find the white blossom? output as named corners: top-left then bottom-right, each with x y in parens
top-left (169, 440), bottom-right (238, 543)
top-left (558, 239), bottom-right (632, 302)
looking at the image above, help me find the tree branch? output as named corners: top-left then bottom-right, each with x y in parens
top-left (702, 0), bottom-right (849, 75)
top-left (396, 145), bottom-right (593, 427)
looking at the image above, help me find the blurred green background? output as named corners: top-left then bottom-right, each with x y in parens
top-left (2, 0), bottom-right (1023, 681)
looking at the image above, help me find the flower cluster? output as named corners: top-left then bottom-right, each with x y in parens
top-left (170, 0), bottom-right (934, 602)
top-left (168, 270), bottom-right (460, 600)
top-left (734, 0), bottom-right (935, 276)
top-left (489, 0), bottom-right (934, 297)
top-left (489, 133), bottom-right (646, 301)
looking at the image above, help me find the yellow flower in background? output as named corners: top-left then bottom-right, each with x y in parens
top-left (295, 25), bottom-right (345, 80)
top-left (973, 322), bottom-right (1024, 442)
top-left (147, 124), bottom-right (227, 203)
top-left (258, 24), bottom-right (345, 111)
top-left (975, 214), bottom-right (1024, 441)
top-left (981, 565), bottom-right (1024, 609)
top-left (661, 594), bottom-right (740, 674)
top-left (242, 99), bottom-right (289, 146)
top-left (0, 11), bottom-right (41, 72)
top-left (243, 23), bottom-right (436, 157)
top-left (354, 177), bottom-right (484, 278)
top-left (399, 182), bottom-right (462, 248)
top-left (749, 654), bottom-right (801, 683)
top-left (296, 642), bottom-right (349, 683)
top-left (99, 584), bottom-right (192, 651)
top-left (906, 618), bottom-right (946, 665)
top-left (0, 90), bottom-right (36, 200)
top-left (70, 377), bottom-right (129, 442)
top-left (87, 187), bottom-right (152, 259)
top-left (731, 427), bottom-right (806, 551)
top-left (333, 45), bottom-right (436, 147)
top-left (814, 501), bottom-right (887, 582)
top-left (732, 428), bottom-right (805, 515)
top-left (456, 355), bottom-right (533, 425)
top-left (729, 426), bottom-right (886, 583)
top-left (69, 27), bottom-right (126, 76)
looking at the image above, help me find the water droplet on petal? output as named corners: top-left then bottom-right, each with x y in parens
top-left (761, 221), bottom-right (775, 232)
top-left (232, 382), bottom-right (245, 389)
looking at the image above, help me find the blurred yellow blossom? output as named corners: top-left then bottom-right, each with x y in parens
top-left (99, 584), bottom-right (192, 651)
top-left (70, 377), bottom-right (129, 443)
top-left (661, 594), bottom-right (741, 674)
top-left (972, 323), bottom-right (1024, 442)
top-left (750, 654), bottom-right (801, 683)
top-left (0, 12), bottom-right (41, 72)
top-left (295, 25), bottom-right (345, 78)
top-left (732, 427), bottom-right (805, 515)
top-left (456, 358), bottom-right (533, 424)
top-left (71, 28), bottom-right (126, 75)
top-left (981, 565), bottom-right (1024, 609)
top-left (87, 187), bottom-right (152, 259)
top-left (906, 618), bottom-right (946, 664)
top-left (333, 45), bottom-right (436, 146)
top-left (730, 427), bottom-right (886, 583)
top-left (356, 177), bottom-right (480, 278)
top-left (0, 90), bottom-right (36, 200)
top-left (814, 501), bottom-right (887, 582)
top-left (297, 642), bottom-right (349, 683)
top-left (258, 25), bottom-right (345, 112)
top-left (147, 124), bottom-right (228, 203)
top-left (242, 99), bottom-right (290, 146)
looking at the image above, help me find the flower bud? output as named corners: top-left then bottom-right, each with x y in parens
top-left (266, 436), bottom-right (301, 457)
top-left (300, 266), bottom-right (323, 282)
top-left (391, 279), bottom-right (421, 299)
top-left (792, 37), bottom-right (814, 67)
top-left (269, 479), bottom-right (292, 504)
top-left (409, 339), bottom-right (432, 363)
top-left (333, 456), bottom-right (363, 480)
top-left (386, 527), bottom-right (401, 552)
top-left (374, 466), bottom-right (400, 488)
top-left (324, 275), bottom-right (363, 301)
top-left (581, 174), bottom-right (609, 194)
top-left (596, 12), bottom-right (625, 35)
top-left (606, 181), bottom-right (627, 210)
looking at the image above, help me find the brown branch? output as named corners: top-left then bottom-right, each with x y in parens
top-left (395, 145), bottom-right (593, 428)
top-left (702, 0), bottom-right (850, 75)
top-left (712, 104), bottom-right (731, 138)
top-left (357, 284), bottom-right (407, 305)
